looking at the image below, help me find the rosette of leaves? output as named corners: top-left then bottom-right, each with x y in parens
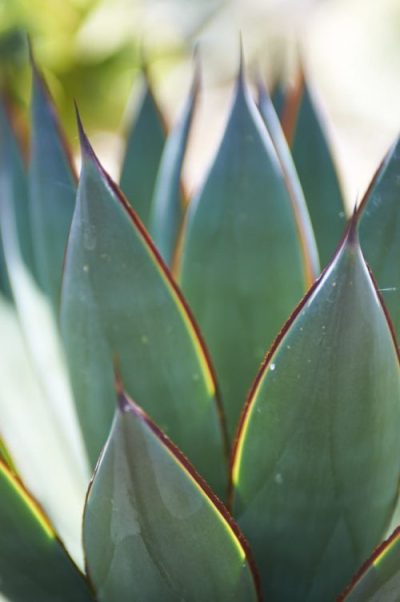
top-left (0, 46), bottom-right (400, 601)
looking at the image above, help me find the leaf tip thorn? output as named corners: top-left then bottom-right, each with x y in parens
top-left (238, 33), bottom-right (245, 85)
top-left (75, 103), bottom-right (96, 162)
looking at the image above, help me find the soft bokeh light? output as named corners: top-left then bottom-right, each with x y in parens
top-left (0, 0), bottom-right (399, 207)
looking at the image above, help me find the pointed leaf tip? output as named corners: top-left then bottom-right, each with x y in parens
top-left (75, 106), bottom-right (96, 163)
top-left (237, 35), bottom-right (245, 88)
top-left (84, 386), bottom-right (260, 602)
top-left (239, 34), bottom-right (244, 71)
top-left (230, 188), bottom-right (400, 599)
top-left (62, 120), bottom-right (227, 494)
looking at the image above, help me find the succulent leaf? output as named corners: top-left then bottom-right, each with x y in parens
top-left (119, 72), bottom-right (166, 227)
top-left (0, 102), bottom-right (89, 564)
top-left (0, 103), bottom-right (34, 301)
top-left (29, 58), bottom-right (76, 311)
top-left (61, 113), bottom-right (227, 496)
top-left (284, 68), bottom-right (346, 268)
top-left (340, 527), bottom-right (400, 601)
top-left (148, 63), bottom-right (199, 266)
top-left (0, 460), bottom-right (93, 601)
top-left (231, 217), bottom-right (400, 601)
top-left (179, 65), bottom-right (310, 439)
top-left (257, 78), bottom-right (319, 284)
top-left (358, 135), bottom-right (400, 344)
top-left (0, 104), bottom-right (34, 272)
top-left (83, 387), bottom-right (260, 602)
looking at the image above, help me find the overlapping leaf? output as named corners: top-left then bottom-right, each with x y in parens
top-left (148, 65), bottom-right (199, 266)
top-left (29, 59), bottom-right (76, 310)
top-left (61, 116), bottom-right (227, 496)
top-left (83, 387), bottom-right (259, 602)
top-left (340, 528), bottom-right (400, 601)
top-left (284, 69), bottom-right (346, 267)
top-left (0, 101), bottom-right (90, 564)
top-left (0, 103), bottom-right (34, 274)
top-left (231, 219), bottom-right (400, 600)
top-left (257, 78), bottom-right (319, 284)
top-left (358, 136), bottom-right (400, 342)
top-left (120, 72), bottom-right (166, 227)
top-left (180, 66), bottom-right (317, 438)
top-left (0, 460), bottom-right (93, 601)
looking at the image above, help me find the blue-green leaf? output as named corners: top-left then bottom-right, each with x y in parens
top-left (61, 113), bottom-right (227, 496)
top-left (257, 78), bottom-right (319, 282)
top-left (83, 387), bottom-right (260, 602)
top-left (0, 104), bottom-right (34, 268)
top-left (286, 69), bottom-right (346, 267)
top-left (0, 99), bottom-right (93, 566)
top-left (148, 65), bottom-right (199, 266)
top-left (0, 460), bottom-right (93, 601)
top-left (340, 527), bottom-right (400, 601)
top-left (358, 136), bottom-right (400, 343)
top-left (179, 66), bottom-right (314, 439)
top-left (231, 217), bottom-right (400, 601)
top-left (119, 72), bottom-right (166, 227)
top-left (29, 59), bottom-right (76, 310)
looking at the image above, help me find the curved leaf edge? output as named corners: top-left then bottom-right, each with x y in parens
top-left (70, 107), bottom-right (229, 457)
top-left (153, 55), bottom-right (201, 273)
top-left (0, 459), bottom-right (92, 592)
top-left (82, 383), bottom-right (262, 601)
top-left (337, 526), bottom-right (400, 600)
top-left (256, 76), bottom-right (320, 286)
top-left (356, 134), bottom-right (400, 217)
top-left (120, 65), bottom-right (168, 155)
top-left (229, 211), bottom-right (400, 499)
top-left (29, 45), bottom-right (77, 183)
top-left (281, 61), bottom-right (345, 202)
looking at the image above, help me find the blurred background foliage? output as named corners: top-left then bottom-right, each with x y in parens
top-left (0, 0), bottom-right (400, 206)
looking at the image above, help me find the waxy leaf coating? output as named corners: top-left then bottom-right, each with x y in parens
top-left (148, 65), bottom-right (199, 266)
top-left (83, 389), bottom-right (259, 602)
top-left (257, 78), bottom-right (319, 284)
top-left (180, 67), bottom-right (309, 439)
top-left (120, 74), bottom-right (166, 227)
top-left (340, 528), bottom-right (400, 601)
top-left (61, 114), bottom-right (227, 496)
top-left (0, 103), bottom-right (34, 293)
top-left (0, 460), bottom-right (93, 601)
top-left (29, 60), bottom-right (76, 310)
top-left (231, 219), bottom-right (400, 601)
top-left (359, 136), bottom-right (400, 344)
top-left (285, 70), bottom-right (346, 268)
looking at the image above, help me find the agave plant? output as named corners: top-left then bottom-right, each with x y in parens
top-left (0, 43), bottom-right (400, 602)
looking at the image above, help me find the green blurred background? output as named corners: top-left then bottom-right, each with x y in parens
top-left (1, 0), bottom-right (400, 207)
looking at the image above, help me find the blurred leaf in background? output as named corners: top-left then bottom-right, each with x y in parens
top-left (0, 0), bottom-right (175, 144)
